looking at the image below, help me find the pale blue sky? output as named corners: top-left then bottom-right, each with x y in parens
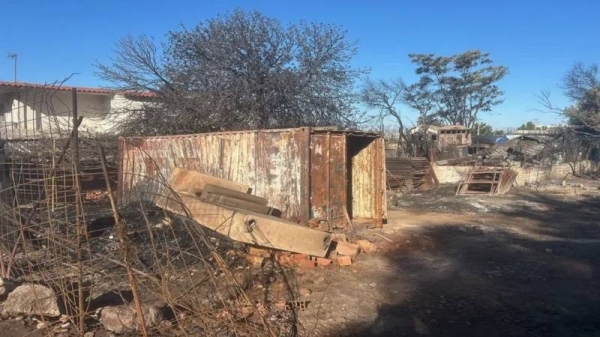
top-left (1, 0), bottom-right (598, 128)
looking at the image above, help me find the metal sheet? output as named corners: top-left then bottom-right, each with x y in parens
top-left (118, 127), bottom-right (386, 223)
top-left (309, 133), bottom-right (346, 224)
top-left (351, 138), bottom-right (377, 219)
top-left (328, 134), bottom-right (347, 224)
top-left (119, 129), bottom-right (308, 218)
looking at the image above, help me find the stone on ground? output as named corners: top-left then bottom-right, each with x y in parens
top-left (100, 304), bottom-right (164, 333)
top-left (1, 284), bottom-right (60, 317)
top-left (0, 278), bottom-right (16, 296)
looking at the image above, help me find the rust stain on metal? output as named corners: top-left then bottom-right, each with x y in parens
top-left (309, 134), bottom-right (328, 220)
top-left (118, 128), bottom-right (387, 223)
top-left (310, 133), bottom-right (346, 225)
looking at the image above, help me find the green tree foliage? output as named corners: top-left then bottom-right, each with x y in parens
top-left (517, 121), bottom-right (536, 130)
top-left (472, 122), bottom-right (493, 135)
top-left (407, 50), bottom-right (508, 128)
top-left (96, 10), bottom-right (363, 135)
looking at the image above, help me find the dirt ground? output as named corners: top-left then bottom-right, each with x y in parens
top-left (1, 179), bottom-right (599, 336)
top-left (295, 181), bottom-right (600, 337)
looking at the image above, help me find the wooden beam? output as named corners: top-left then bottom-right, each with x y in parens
top-left (157, 193), bottom-right (332, 257)
top-left (168, 168), bottom-right (250, 194)
top-left (199, 192), bottom-right (274, 215)
top-left (199, 184), bottom-right (268, 205)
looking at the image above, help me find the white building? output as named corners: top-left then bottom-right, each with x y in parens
top-left (0, 81), bottom-right (153, 138)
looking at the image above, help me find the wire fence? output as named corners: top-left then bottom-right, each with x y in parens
top-left (0, 85), bottom-right (296, 336)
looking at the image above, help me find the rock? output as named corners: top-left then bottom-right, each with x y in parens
top-left (356, 240), bottom-right (378, 255)
top-left (245, 254), bottom-right (265, 267)
top-left (369, 282), bottom-right (377, 288)
top-left (248, 246), bottom-right (272, 258)
top-left (232, 270), bottom-right (252, 290)
top-left (2, 284), bottom-right (60, 317)
top-left (100, 304), bottom-right (164, 334)
top-left (335, 242), bottom-right (359, 258)
top-left (83, 332), bottom-right (95, 337)
top-left (36, 321), bottom-right (49, 330)
top-left (336, 255), bottom-right (353, 266)
top-left (0, 278), bottom-right (16, 296)
top-left (332, 233), bottom-right (348, 243)
top-left (59, 314), bottom-right (70, 323)
top-left (226, 269), bottom-right (252, 298)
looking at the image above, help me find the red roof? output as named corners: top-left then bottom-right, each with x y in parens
top-left (0, 81), bottom-right (155, 98)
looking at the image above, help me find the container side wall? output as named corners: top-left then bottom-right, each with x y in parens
top-left (351, 139), bottom-right (377, 219)
top-left (118, 130), bottom-right (305, 218)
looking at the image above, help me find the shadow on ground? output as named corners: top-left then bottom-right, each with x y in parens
top-left (333, 192), bottom-right (600, 337)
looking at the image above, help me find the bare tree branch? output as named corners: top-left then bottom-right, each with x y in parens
top-left (95, 10), bottom-right (365, 136)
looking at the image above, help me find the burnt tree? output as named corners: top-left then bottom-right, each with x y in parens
top-left (96, 10), bottom-right (363, 135)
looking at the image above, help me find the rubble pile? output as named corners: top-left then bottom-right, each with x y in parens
top-left (386, 157), bottom-right (437, 193)
top-left (437, 135), bottom-right (573, 167)
top-left (0, 166), bottom-right (384, 336)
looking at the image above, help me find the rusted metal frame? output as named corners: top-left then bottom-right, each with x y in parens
top-left (117, 137), bottom-right (124, 204)
top-left (127, 143), bottom-right (137, 206)
top-left (303, 128), bottom-right (311, 221)
top-left (72, 88), bottom-right (87, 333)
top-left (326, 132), bottom-right (331, 224)
top-left (254, 132), bottom-right (259, 195)
top-left (3, 106), bottom-right (84, 278)
top-left (99, 146), bottom-right (148, 337)
top-left (118, 128), bottom-right (383, 222)
top-left (380, 138), bottom-right (387, 222)
top-left (375, 138), bottom-right (384, 227)
top-left (342, 134), bottom-right (348, 222)
top-left (308, 134), bottom-right (330, 221)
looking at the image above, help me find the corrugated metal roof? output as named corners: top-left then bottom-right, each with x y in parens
top-left (472, 135), bottom-right (509, 144)
top-left (0, 81), bottom-right (155, 98)
top-left (488, 135), bottom-right (546, 158)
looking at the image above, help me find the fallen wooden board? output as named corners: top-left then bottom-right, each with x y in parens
top-left (156, 168), bottom-right (252, 209)
top-left (200, 184), bottom-right (268, 205)
top-left (167, 168), bottom-right (250, 194)
top-left (201, 193), bottom-right (274, 215)
top-left (156, 193), bottom-right (332, 257)
top-left (456, 167), bottom-right (518, 195)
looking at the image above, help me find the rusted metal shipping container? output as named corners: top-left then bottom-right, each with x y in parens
top-left (118, 127), bottom-right (387, 225)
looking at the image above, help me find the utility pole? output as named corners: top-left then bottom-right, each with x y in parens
top-left (7, 53), bottom-right (18, 82)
